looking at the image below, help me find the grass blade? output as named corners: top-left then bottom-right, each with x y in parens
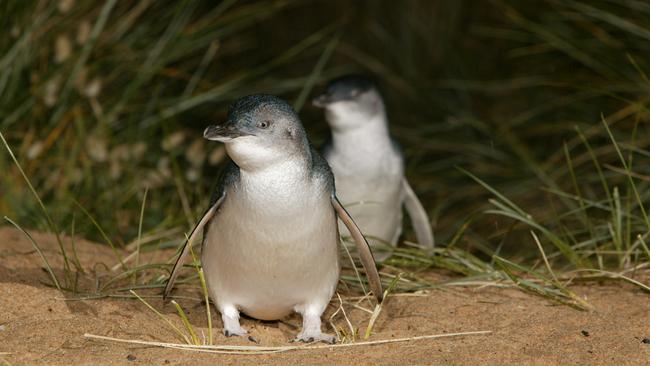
top-left (4, 216), bottom-right (61, 291)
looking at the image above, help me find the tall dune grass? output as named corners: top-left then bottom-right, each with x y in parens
top-left (1, 0), bottom-right (649, 307)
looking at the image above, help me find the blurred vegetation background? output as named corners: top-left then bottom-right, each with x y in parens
top-left (2, 0), bottom-right (650, 296)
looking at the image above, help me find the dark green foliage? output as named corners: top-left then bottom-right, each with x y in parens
top-left (1, 0), bottom-right (649, 302)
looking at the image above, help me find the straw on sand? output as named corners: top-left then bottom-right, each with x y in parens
top-left (84, 330), bottom-right (492, 355)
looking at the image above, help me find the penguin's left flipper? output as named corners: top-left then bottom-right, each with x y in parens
top-left (163, 194), bottom-right (225, 300)
top-left (402, 178), bottom-right (434, 249)
top-left (331, 196), bottom-right (383, 303)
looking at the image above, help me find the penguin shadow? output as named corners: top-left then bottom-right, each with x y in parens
top-left (240, 313), bottom-right (302, 341)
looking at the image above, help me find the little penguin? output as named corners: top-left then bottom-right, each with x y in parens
top-left (163, 94), bottom-right (382, 344)
top-left (313, 75), bottom-right (434, 261)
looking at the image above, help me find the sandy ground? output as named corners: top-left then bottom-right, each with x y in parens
top-left (1, 226), bottom-right (649, 365)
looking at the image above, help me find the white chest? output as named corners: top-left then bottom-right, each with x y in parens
top-left (201, 167), bottom-right (340, 319)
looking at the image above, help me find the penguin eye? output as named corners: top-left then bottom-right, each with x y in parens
top-left (257, 120), bottom-right (272, 129)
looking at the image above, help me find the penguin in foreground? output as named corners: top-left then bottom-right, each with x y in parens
top-left (163, 94), bottom-right (382, 344)
top-left (313, 75), bottom-right (434, 261)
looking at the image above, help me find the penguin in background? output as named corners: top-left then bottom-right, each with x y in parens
top-left (313, 75), bottom-right (434, 261)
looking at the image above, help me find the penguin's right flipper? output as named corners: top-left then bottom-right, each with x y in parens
top-left (331, 195), bottom-right (384, 303)
top-left (402, 178), bottom-right (434, 249)
top-left (163, 194), bottom-right (225, 300)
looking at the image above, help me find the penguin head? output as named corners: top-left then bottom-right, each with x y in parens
top-left (312, 75), bottom-right (384, 130)
top-left (204, 94), bottom-right (308, 170)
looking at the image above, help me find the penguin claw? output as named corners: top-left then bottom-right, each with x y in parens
top-left (295, 333), bottom-right (337, 344)
top-left (223, 328), bottom-right (248, 337)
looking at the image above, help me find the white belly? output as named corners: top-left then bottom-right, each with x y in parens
top-left (334, 172), bottom-right (403, 260)
top-left (325, 144), bottom-right (405, 261)
top-left (202, 185), bottom-right (340, 320)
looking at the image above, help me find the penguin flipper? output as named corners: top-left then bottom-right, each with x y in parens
top-left (402, 178), bottom-right (434, 249)
top-left (163, 194), bottom-right (225, 300)
top-left (331, 195), bottom-right (383, 303)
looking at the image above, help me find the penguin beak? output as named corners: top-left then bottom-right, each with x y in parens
top-left (312, 94), bottom-right (330, 108)
top-left (204, 122), bottom-right (252, 142)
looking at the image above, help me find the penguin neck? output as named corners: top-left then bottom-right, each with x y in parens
top-left (238, 149), bottom-right (312, 187)
top-left (330, 112), bottom-right (393, 158)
